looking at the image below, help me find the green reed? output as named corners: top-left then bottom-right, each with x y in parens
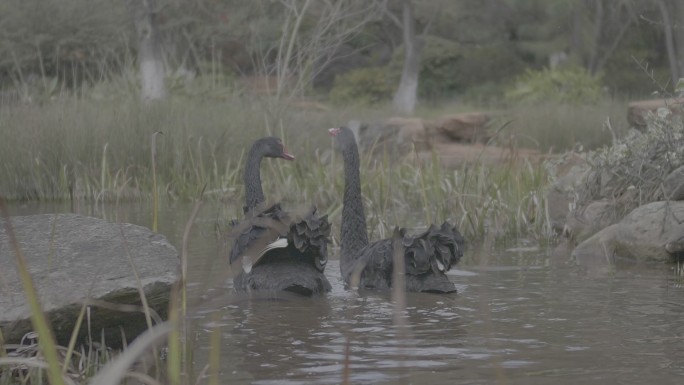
top-left (0, 91), bottom-right (616, 244)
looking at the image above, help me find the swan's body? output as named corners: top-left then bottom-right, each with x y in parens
top-left (329, 126), bottom-right (464, 293)
top-left (229, 137), bottom-right (331, 295)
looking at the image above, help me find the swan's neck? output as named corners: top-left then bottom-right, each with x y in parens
top-left (340, 143), bottom-right (369, 270)
top-left (244, 146), bottom-right (265, 211)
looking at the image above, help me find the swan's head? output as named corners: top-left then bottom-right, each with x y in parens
top-left (328, 127), bottom-right (356, 150)
top-left (255, 137), bottom-right (295, 160)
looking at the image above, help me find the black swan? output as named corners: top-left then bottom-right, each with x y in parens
top-left (228, 137), bottom-right (332, 295)
top-left (328, 126), bottom-right (465, 293)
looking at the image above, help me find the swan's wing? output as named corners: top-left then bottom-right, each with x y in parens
top-left (289, 207), bottom-right (331, 272)
top-left (402, 230), bottom-right (436, 276)
top-left (402, 224), bottom-right (460, 293)
top-left (351, 228), bottom-right (434, 289)
top-left (228, 204), bottom-right (290, 269)
top-left (348, 224), bottom-right (463, 293)
top-left (427, 221), bottom-right (465, 273)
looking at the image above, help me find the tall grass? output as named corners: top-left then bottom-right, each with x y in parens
top-left (0, 91), bottom-right (622, 243)
top-left (504, 100), bottom-right (628, 153)
top-left (0, 94), bottom-right (387, 201)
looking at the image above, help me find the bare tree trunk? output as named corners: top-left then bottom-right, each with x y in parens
top-left (570, 2), bottom-right (584, 64)
top-left (673, 0), bottom-right (684, 79)
top-left (594, 16), bottom-right (632, 75)
top-left (392, 0), bottom-right (420, 114)
top-left (132, 0), bottom-right (166, 101)
top-left (275, 0), bottom-right (312, 100)
top-left (659, 0), bottom-right (679, 86)
top-left (587, 0), bottom-right (604, 75)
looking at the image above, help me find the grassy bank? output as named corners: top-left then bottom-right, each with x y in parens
top-left (0, 93), bottom-right (627, 242)
top-left (0, 94), bottom-right (383, 201)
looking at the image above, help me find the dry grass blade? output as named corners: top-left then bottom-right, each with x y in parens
top-left (0, 357), bottom-right (49, 369)
top-left (124, 371), bottom-right (163, 385)
top-left (86, 322), bottom-right (173, 385)
top-left (390, 228), bottom-right (407, 333)
top-left (0, 355), bottom-right (79, 385)
top-left (208, 312), bottom-right (221, 385)
top-left (151, 131), bottom-right (163, 232)
top-left (0, 198), bottom-right (67, 385)
top-left (168, 184), bottom-right (205, 385)
top-left (341, 340), bottom-right (351, 385)
top-left (167, 283), bottom-right (182, 385)
top-left (61, 303), bottom-right (86, 374)
top-left (118, 225), bottom-right (155, 331)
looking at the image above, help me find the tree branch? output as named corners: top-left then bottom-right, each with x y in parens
top-left (380, 0), bottom-right (403, 29)
top-left (595, 1), bottom-right (635, 74)
top-left (420, 5), bottom-right (439, 38)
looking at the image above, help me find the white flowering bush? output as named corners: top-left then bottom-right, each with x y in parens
top-left (575, 107), bottom-right (684, 214)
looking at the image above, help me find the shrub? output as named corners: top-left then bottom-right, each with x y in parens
top-left (505, 66), bottom-right (604, 105)
top-left (387, 36), bottom-right (461, 99)
top-left (574, 108), bottom-right (684, 216)
top-left (386, 37), bottom-right (527, 100)
top-left (329, 67), bottom-right (395, 105)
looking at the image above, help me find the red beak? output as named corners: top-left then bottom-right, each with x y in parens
top-left (328, 127), bottom-right (340, 136)
top-left (281, 145), bottom-right (295, 160)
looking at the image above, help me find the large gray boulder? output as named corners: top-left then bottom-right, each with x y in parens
top-left (572, 201), bottom-right (684, 264)
top-left (564, 199), bottom-right (622, 242)
top-left (358, 117), bottom-right (433, 154)
top-left (0, 214), bottom-right (178, 346)
top-left (626, 98), bottom-right (684, 128)
top-left (663, 165), bottom-right (684, 201)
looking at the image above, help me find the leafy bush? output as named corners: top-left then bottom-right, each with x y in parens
top-left (505, 67), bottom-right (604, 105)
top-left (0, 0), bottom-right (130, 88)
top-left (329, 67), bottom-right (395, 105)
top-left (574, 108), bottom-right (684, 215)
top-left (387, 37), bottom-right (527, 100)
top-left (456, 43), bottom-right (527, 89)
top-left (0, 0), bottom-right (257, 92)
top-left (414, 37), bottom-right (462, 98)
top-left (387, 36), bottom-right (461, 99)
top-left (506, 100), bottom-right (624, 153)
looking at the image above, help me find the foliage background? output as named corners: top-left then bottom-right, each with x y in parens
top-left (0, 0), bottom-right (677, 103)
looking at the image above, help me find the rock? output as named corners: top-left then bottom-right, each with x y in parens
top-left (436, 112), bottom-right (491, 143)
top-left (572, 224), bottom-right (620, 271)
top-left (544, 153), bottom-right (591, 233)
top-left (358, 117), bottom-right (433, 154)
top-left (626, 98), bottom-right (684, 128)
top-left (350, 117), bottom-right (545, 167)
top-left (0, 214), bottom-right (178, 347)
top-left (572, 201), bottom-right (684, 263)
top-left (544, 187), bottom-right (569, 234)
top-left (663, 165), bottom-right (684, 200)
top-left (664, 223), bottom-right (684, 260)
top-left (565, 200), bottom-right (621, 243)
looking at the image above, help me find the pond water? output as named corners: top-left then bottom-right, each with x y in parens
top-left (8, 202), bottom-right (684, 385)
